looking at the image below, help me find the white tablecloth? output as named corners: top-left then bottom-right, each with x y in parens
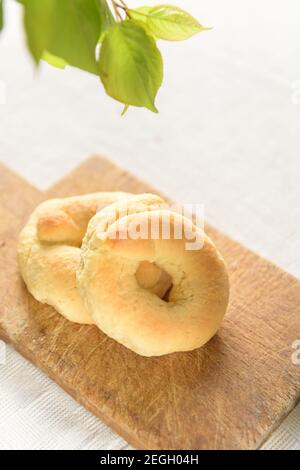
top-left (0, 0), bottom-right (299, 450)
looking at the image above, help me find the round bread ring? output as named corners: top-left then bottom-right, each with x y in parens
top-left (80, 193), bottom-right (173, 300)
top-left (18, 192), bottom-right (172, 324)
top-left (18, 192), bottom-right (132, 324)
top-left (78, 203), bottom-right (230, 356)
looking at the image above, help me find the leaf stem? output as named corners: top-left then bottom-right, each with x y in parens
top-left (111, 0), bottom-right (131, 20)
top-left (111, 1), bottom-right (122, 20)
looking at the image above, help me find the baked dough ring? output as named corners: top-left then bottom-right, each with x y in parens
top-left (80, 193), bottom-right (173, 300)
top-left (18, 192), bottom-right (172, 324)
top-left (78, 197), bottom-right (229, 356)
top-left (18, 192), bottom-right (131, 324)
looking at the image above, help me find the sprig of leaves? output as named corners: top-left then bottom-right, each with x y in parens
top-left (9, 1), bottom-right (209, 113)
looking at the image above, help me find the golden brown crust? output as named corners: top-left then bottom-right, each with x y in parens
top-left (19, 191), bottom-right (229, 352)
top-left (78, 197), bottom-right (230, 356)
top-left (18, 192), bottom-right (132, 324)
top-left (18, 192), bottom-right (172, 324)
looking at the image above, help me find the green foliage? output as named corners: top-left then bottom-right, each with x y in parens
top-left (97, 0), bottom-right (115, 38)
top-left (130, 4), bottom-right (209, 41)
top-left (42, 51), bottom-right (67, 69)
top-left (99, 20), bottom-right (163, 112)
top-left (23, 0), bottom-right (101, 74)
top-left (128, 6), bottom-right (151, 24)
top-left (12, 1), bottom-right (209, 113)
top-left (23, 0), bottom-right (54, 64)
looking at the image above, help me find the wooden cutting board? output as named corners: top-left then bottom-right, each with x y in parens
top-left (0, 155), bottom-right (299, 450)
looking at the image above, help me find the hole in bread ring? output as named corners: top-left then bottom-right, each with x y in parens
top-left (78, 206), bottom-right (230, 356)
top-left (18, 192), bottom-right (134, 324)
top-left (80, 193), bottom-right (173, 300)
top-left (135, 261), bottom-right (173, 300)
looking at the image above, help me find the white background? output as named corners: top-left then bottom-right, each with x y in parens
top-left (0, 0), bottom-right (299, 449)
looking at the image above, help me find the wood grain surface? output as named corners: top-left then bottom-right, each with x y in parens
top-left (0, 156), bottom-right (299, 450)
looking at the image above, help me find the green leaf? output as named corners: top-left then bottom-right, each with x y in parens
top-left (0, 1), bottom-right (3, 33)
top-left (99, 20), bottom-right (163, 113)
top-left (23, 0), bottom-right (102, 74)
top-left (49, 0), bottom-right (101, 74)
top-left (145, 4), bottom-right (208, 41)
top-left (23, 0), bottom-right (54, 64)
top-left (128, 6), bottom-right (151, 24)
top-left (42, 51), bottom-right (67, 69)
top-left (121, 104), bottom-right (129, 116)
top-left (98, 0), bottom-right (115, 32)
top-left (128, 6), bottom-right (155, 37)
top-left (97, 0), bottom-right (115, 43)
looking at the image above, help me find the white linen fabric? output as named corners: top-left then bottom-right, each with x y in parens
top-left (0, 0), bottom-right (299, 450)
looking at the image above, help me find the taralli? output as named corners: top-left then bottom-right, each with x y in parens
top-left (80, 193), bottom-right (173, 300)
top-left (18, 192), bottom-right (172, 324)
top-left (78, 195), bottom-right (229, 356)
top-left (18, 192), bottom-right (131, 324)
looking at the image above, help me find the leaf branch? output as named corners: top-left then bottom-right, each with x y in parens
top-left (111, 0), bottom-right (131, 20)
top-left (12, 0), bottom-right (209, 113)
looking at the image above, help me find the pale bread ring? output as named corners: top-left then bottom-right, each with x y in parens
top-left (18, 192), bottom-right (131, 324)
top-left (79, 193), bottom-right (173, 300)
top-left (78, 198), bottom-right (229, 356)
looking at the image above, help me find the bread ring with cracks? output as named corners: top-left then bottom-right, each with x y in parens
top-left (18, 192), bottom-right (132, 324)
top-left (78, 196), bottom-right (229, 356)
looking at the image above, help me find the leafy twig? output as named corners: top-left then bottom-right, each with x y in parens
top-left (14, 0), bottom-right (209, 113)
